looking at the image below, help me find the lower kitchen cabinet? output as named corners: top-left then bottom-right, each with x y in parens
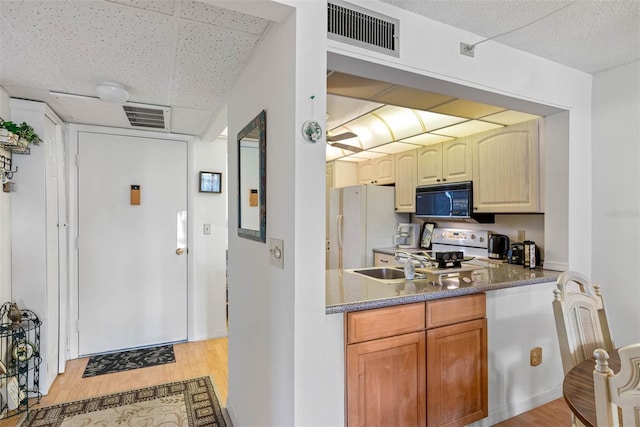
top-left (347, 332), bottom-right (427, 427)
top-left (426, 318), bottom-right (488, 427)
top-left (345, 294), bottom-right (487, 427)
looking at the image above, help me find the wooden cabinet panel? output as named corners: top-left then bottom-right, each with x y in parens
top-left (427, 319), bottom-right (488, 427)
top-left (442, 139), bottom-right (473, 183)
top-left (472, 119), bottom-right (541, 213)
top-left (417, 144), bottom-right (443, 186)
top-left (346, 302), bottom-right (425, 344)
top-left (347, 332), bottom-right (426, 427)
top-left (418, 139), bottom-right (472, 186)
top-left (375, 156), bottom-right (395, 184)
top-left (358, 161), bottom-right (375, 184)
top-left (358, 155), bottom-right (395, 185)
top-left (374, 252), bottom-right (397, 267)
top-left (395, 149), bottom-right (417, 212)
top-left (426, 293), bottom-right (486, 329)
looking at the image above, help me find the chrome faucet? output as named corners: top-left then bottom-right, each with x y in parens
top-left (395, 251), bottom-right (429, 268)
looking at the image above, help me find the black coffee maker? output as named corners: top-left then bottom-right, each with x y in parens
top-left (488, 233), bottom-right (509, 259)
top-left (507, 243), bottom-right (525, 264)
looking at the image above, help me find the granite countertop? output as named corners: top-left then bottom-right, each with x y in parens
top-left (326, 260), bottom-right (560, 314)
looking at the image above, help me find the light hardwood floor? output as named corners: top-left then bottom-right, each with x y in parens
top-left (0, 338), bottom-right (228, 427)
top-left (0, 337), bottom-right (573, 426)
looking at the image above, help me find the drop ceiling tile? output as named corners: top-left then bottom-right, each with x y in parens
top-left (327, 72), bottom-right (395, 100)
top-left (181, 0), bottom-right (270, 36)
top-left (414, 111), bottom-right (467, 132)
top-left (327, 94), bottom-right (382, 131)
top-left (481, 111), bottom-right (540, 126)
top-left (2, 1), bottom-right (177, 105)
top-left (432, 120), bottom-right (503, 138)
top-left (173, 19), bottom-right (260, 109)
top-left (373, 86), bottom-right (455, 110)
top-left (105, 0), bottom-right (176, 16)
top-left (369, 142), bottom-right (418, 154)
top-left (326, 145), bottom-right (348, 161)
top-left (430, 99), bottom-right (506, 119)
top-left (399, 133), bottom-right (454, 146)
top-left (346, 151), bottom-right (387, 160)
top-left (0, 18), bottom-right (65, 92)
top-left (371, 106), bottom-right (424, 140)
top-left (344, 115), bottom-right (393, 150)
top-left (170, 106), bottom-right (215, 136)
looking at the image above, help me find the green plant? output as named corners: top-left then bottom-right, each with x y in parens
top-left (0, 120), bottom-right (41, 145)
top-left (16, 122), bottom-right (41, 145)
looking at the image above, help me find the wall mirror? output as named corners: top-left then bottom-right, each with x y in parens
top-left (237, 110), bottom-right (266, 242)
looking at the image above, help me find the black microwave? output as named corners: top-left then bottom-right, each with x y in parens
top-left (415, 181), bottom-right (473, 219)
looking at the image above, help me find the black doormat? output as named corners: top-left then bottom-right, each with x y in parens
top-left (82, 344), bottom-right (176, 377)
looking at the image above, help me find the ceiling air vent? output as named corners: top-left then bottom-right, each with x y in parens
top-left (328, 0), bottom-right (399, 57)
top-left (123, 103), bottom-right (171, 131)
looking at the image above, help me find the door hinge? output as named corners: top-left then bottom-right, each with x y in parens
top-left (75, 319), bottom-right (80, 332)
top-left (76, 154), bottom-right (80, 167)
top-left (75, 237), bottom-right (79, 249)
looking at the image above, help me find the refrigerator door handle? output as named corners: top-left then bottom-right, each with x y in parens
top-left (337, 214), bottom-right (344, 249)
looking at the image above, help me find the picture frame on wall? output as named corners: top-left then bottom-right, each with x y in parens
top-left (199, 171), bottom-right (222, 193)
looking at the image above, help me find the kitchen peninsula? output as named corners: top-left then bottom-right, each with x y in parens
top-left (326, 262), bottom-right (560, 314)
top-left (327, 262), bottom-right (562, 426)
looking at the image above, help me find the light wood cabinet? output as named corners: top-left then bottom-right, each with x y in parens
top-left (327, 160), bottom-right (359, 189)
top-left (345, 294), bottom-right (488, 427)
top-left (427, 319), bottom-right (488, 427)
top-left (358, 155), bottom-right (395, 185)
top-left (374, 252), bottom-right (396, 267)
top-left (347, 332), bottom-right (426, 427)
top-left (395, 149), bottom-right (417, 212)
top-left (472, 119), bottom-right (541, 213)
top-left (417, 138), bottom-right (472, 186)
top-left (346, 303), bottom-right (426, 427)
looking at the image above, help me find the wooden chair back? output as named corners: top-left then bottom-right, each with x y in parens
top-left (593, 344), bottom-right (640, 427)
top-left (553, 271), bottom-right (614, 375)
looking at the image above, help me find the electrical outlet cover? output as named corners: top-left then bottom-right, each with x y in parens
top-left (269, 238), bottom-right (284, 269)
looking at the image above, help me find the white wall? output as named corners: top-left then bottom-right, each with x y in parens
top-left (0, 86), bottom-right (11, 303)
top-left (591, 60), bottom-right (640, 347)
top-left (191, 137), bottom-right (228, 341)
top-left (226, 3), bottom-right (298, 426)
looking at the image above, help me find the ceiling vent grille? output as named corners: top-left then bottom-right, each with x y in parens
top-left (328, 0), bottom-right (399, 57)
top-left (123, 104), bottom-right (171, 131)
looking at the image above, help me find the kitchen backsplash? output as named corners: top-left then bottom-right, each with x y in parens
top-left (413, 214), bottom-right (545, 260)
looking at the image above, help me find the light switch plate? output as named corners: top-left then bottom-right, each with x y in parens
top-left (269, 238), bottom-right (284, 269)
top-left (203, 223), bottom-right (211, 235)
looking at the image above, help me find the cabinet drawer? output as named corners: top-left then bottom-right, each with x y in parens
top-left (346, 302), bottom-right (426, 344)
top-left (374, 252), bottom-right (396, 266)
top-left (426, 293), bottom-right (486, 329)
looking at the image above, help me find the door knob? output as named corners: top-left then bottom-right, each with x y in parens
top-left (176, 248), bottom-right (185, 255)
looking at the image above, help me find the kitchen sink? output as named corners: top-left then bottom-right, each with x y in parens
top-left (353, 268), bottom-right (406, 280)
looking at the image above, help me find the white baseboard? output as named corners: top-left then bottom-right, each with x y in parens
top-left (189, 328), bottom-right (228, 342)
top-left (467, 386), bottom-right (563, 426)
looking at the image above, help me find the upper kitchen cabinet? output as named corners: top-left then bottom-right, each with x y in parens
top-left (417, 138), bottom-right (473, 186)
top-left (472, 119), bottom-right (542, 213)
top-left (327, 160), bottom-right (359, 189)
top-left (395, 149), bottom-right (417, 212)
top-left (358, 154), bottom-right (395, 185)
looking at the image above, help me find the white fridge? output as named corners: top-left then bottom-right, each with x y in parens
top-left (328, 184), bottom-right (408, 269)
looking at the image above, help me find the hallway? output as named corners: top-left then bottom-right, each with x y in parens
top-left (0, 339), bottom-right (228, 427)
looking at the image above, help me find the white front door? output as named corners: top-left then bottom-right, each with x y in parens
top-left (77, 131), bottom-right (188, 355)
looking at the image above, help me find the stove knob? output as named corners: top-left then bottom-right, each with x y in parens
top-left (470, 234), bottom-right (476, 240)
top-left (479, 237), bottom-right (485, 243)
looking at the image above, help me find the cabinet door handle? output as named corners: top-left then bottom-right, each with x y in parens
top-left (380, 259), bottom-right (389, 263)
top-left (442, 178), bottom-right (447, 181)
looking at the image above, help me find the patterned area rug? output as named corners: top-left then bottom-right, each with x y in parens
top-left (19, 376), bottom-right (227, 427)
top-left (82, 344), bottom-right (175, 377)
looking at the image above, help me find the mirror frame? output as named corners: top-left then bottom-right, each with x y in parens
top-left (237, 109), bottom-right (267, 242)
